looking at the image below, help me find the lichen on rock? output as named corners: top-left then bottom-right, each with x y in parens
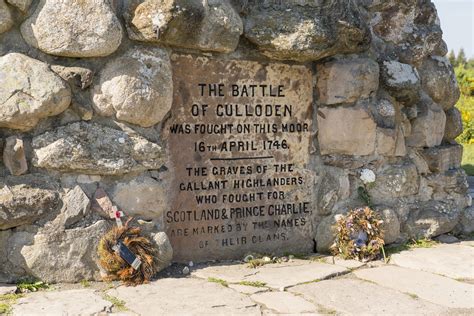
top-left (20, 0), bottom-right (123, 57)
top-left (91, 47), bottom-right (173, 127)
top-left (126, 0), bottom-right (243, 53)
top-left (32, 122), bottom-right (166, 175)
top-left (0, 53), bottom-right (71, 131)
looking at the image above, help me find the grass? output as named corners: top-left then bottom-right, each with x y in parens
top-left (461, 143), bottom-right (474, 175)
top-left (207, 277), bottom-right (228, 287)
top-left (247, 258), bottom-right (274, 268)
top-left (318, 307), bottom-right (337, 315)
top-left (80, 280), bottom-right (91, 288)
top-left (238, 281), bottom-right (267, 288)
top-left (16, 280), bottom-right (49, 293)
top-left (385, 239), bottom-right (438, 257)
top-left (406, 292), bottom-right (419, 300)
top-left (103, 294), bottom-right (128, 312)
top-left (283, 252), bottom-right (309, 260)
top-left (0, 294), bottom-right (23, 315)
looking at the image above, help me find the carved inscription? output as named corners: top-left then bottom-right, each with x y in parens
top-left (166, 55), bottom-right (314, 261)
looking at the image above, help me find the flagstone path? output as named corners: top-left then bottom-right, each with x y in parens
top-left (2, 239), bottom-right (473, 316)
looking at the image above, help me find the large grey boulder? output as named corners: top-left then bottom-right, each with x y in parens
top-left (424, 169), bottom-right (469, 200)
top-left (0, 53), bottom-right (71, 131)
top-left (92, 47), bottom-right (173, 127)
top-left (0, 174), bottom-right (61, 230)
top-left (371, 0), bottom-right (446, 64)
top-left (418, 56), bottom-right (460, 111)
top-left (4, 220), bottom-right (109, 283)
top-left (6, 0), bottom-right (32, 12)
top-left (0, 0), bottom-right (13, 34)
top-left (315, 214), bottom-right (341, 253)
top-left (152, 231), bottom-right (173, 272)
top-left (110, 176), bottom-right (169, 220)
top-left (316, 57), bottom-right (379, 105)
top-left (125, 0), bottom-right (243, 53)
top-left (244, 0), bottom-right (370, 62)
top-left (420, 144), bottom-right (463, 173)
top-left (404, 201), bottom-right (462, 239)
top-left (369, 163), bottom-right (419, 204)
top-left (21, 0), bottom-right (123, 57)
top-left (32, 122), bottom-right (166, 175)
top-left (457, 207), bottom-right (474, 235)
top-left (59, 185), bottom-right (91, 228)
top-left (376, 207), bottom-right (401, 244)
top-left (317, 105), bottom-right (377, 155)
top-left (380, 60), bottom-right (420, 106)
top-left (443, 107), bottom-right (463, 142)
top-left (3, 136), bottom-right (28, 176)
top-left (405, 95), bottom-right (446, 148)
top-left (376, 127), bottom-right (406, 157)
top-left (314, 167), bottom-right (350, 216)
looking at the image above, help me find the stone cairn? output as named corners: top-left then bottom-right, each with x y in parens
top-left (0, 0), bottom-right (471, 283)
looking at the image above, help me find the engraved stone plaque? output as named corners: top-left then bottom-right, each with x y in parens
top-left (165, 55), bottom-right (314, 262)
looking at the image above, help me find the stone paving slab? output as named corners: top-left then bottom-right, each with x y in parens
top-left (319, 256), bottom-right (366, 269)
top-left (0, 284), bottom-right (16, 295)
top-left (390, 244), bottom-right (474, 279)
top-left (107, 277), bottom-right (260, 315)
top-left (12, 289), bottom-right (113, 316)
top-left (250, 291), bottom-right (318, 314)
top-left (459, 240), bottom-right (474, 247)
top-left (289, 278), bottom-right (450, 315)
top-left (192, 261), bottom-right (347, 290)
top-left (354, 266), bottom-right (474, 309)
top-left (228, 284), bottom-right (268, 295)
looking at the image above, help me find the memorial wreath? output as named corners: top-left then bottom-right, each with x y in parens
top-left (98, 219), bottom-right (159, 286)
top-left (331, 207), bottom-right (385, 261)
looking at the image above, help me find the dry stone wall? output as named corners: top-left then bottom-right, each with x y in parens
top-left (0, 0), bottom-right (471, 282)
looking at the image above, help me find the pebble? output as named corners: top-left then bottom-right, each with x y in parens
top-left (182, 266), bottom-right (190, 275)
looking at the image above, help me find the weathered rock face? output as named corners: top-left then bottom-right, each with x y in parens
top-left (0, 0), bottom-right (469, 281)
top-left (421, 144), bottom-right (463, 173)
top-left (418, 56), bottom-right (460, 110)
top-left (3, 136), bottom-right (28, 176)
top-left (444, 107), bottom-right (463, 142)
top-left (0, 174), bottom-right (61, 230)
top-left (314, 167), bottom-right (350, 216)
top-left (0, 0), bottom-right (13, 34)
top-left (6, 0), bottom-right (32, 12)
top-left (110, 176), bottom-right (169, 220)
top-left (377, 207), bottom-right (401, 244)
top-left (32, 122), bottom-right (166, 175)
top-left (152, 232), bottom-right (173, 272)
top-left (370, 163), bottom-right (420, 204)
top-left (376, 127), bottom-right (406, 157)
top-left (59, 185), bottom-right (91, 228)
top-left (21, 0), bottom-right (123, 57)
top-left (92, 47), bottom-right (173, 127)
top-left (370, 0), bottom-right (446, 64)
top-left (318, 106), bottom-right (377, 155)
top-left (404, 201), bottom-right (462, 239)
top-left (0, 53), bottom-right (71, 131)
top-left (316, 57), bottom-right (379, 105)
top-left (4, 220), bottom-right (110, 283)
top-left (126, 0), bottom-right (243, 53)
top-left (244, 0), bottom-right (370, 62)
top-left (380, 61), bottom-right (420, 106)
top-left (457, 207), bottom-right (474, 235)
top-left (315, 214), bottom-right (340, 253)
top-left (406, 95), bottom-right (446, 148)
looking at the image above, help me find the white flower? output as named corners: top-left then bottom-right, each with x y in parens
top-left (360, 169), bottom-right (376, 184)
